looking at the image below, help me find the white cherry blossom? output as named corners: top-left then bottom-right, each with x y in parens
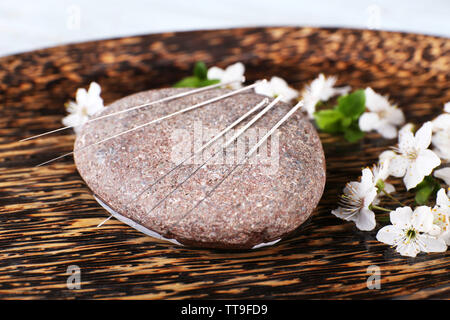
top-left (432, 129), bottom-right (450, 161)
top-left (432, 102), bottom-right (450, 132)
top-left (359, 87), bottom-right (405, 139)
top-left (207, 62), bottom-right (245, 89)
top-left (434, 167), bottom-right (450, 186)
top-left (445, 102), bottom-right (450, 113)
top-left (432, 112), bottom-right (450, 132)
top-left (62, 82), bottom-right (104, 133)
top-left (431, 102), bottom-right (450, 161)
top-left (302, 73), bottom-right (350, 118)
top-left (254, 76), bottom-right (298, 103)
top-left (376, 206), bottom-right (447, 257)
top-left (431, 189), bottom-right (450, 245)
top-left (379, 149), bottom-right (396, 163)
top-left (398, 123), bottom-right (415, 136)
top-left (388, 121), bottom-right (441, 190)
top-left (331, 168), bottom-right (378, 231)
top-left (371, 159), bottom-right (395, 195)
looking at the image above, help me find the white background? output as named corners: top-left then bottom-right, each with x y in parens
top-left (0, 0), bottom-right (449, 57)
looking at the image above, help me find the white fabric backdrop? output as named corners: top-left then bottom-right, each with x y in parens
top-left (0, 0), bottom-right (449, 57)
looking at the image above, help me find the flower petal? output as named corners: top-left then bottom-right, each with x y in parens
top-left (62, 113), bottom-right (88, 133)
top-left (222, 62), bottom-right (245, 88)
top-left (379, 150), bottom-right (396, 164)
top-left (396, 241), bottom-right (420, 257)
top-left (398, 127), bottom-right (415, 153)
top-left (428, 224), bottom-right (442, 237)
top-left (302, 94), bottom-right (320, 119)
top-left (403, 149), bottom-right (440, 190)
top-left (358, 112), bottom-right (380, 132)
top-left (270, 76), bottom-right (299, 102)
top-left (343, 181), bottom-right (359, 195)
top-left (439, 229), bottom-right (450, 246)
top-left (388, 155), bottom-right (408, 177)
top-left (432, 130), bottom-right (450, 161)
top-left (88, 82), bottom-right (101, 96)
top-left (331, 207), bottom-right (351, 221)
top-left (383, 183), bottom-right (396, 194)
top-left (411, 206), bottom-right (434, 233)
top-left (363, 188), bottom-right (378, 209)
top-left (281, 87), bottom-right (300, 102)
top-left (364, 87), bottom-right (391, 112)
top-left (435, 188), bottom-right (450, 208)
top-left (388, 107), bottom-right (405, 126)
top-left (390, 206), bottom-right (413, 228)
top-left (403, 164), bottom-right (425, 191)
top-left (334, 85), bottom-right (351, 96)
top-left (418, 235), bottom-right (447, 253)
top-left (225, 62), bottom-right (245, 78)
top-left (416, 149), bottom-right (441, 173)
top-left (360, 168), bottom-right (375, 189)
top-left (206, 66), bottom-right (225, 81)
top-left (65, 101), bottom-right (79, 114)
top-left (376, 123), bottom-right (397, 139)
top-left (414, 121), bottom-right (433, 150)
top-left (399, 123), bottom-right (414, 136)
top-left (354, 208), bottom-right (376, 231)
top-left (417, 147), bottom-right (441, 171)
top-left (444, 102), bottom-right (450, 113)
top-left (270, 76), bottom-right (289, 92)
top-left (432, 113), bottom-right (450, 132)
top-left (86, 102), bottom-right (104, 116)
top-left (376, 225), bottom-right (401, 245)
top-left (75, 88), bottom-right (88, 106)
top-left (254, 80), bottom-right (274, 98)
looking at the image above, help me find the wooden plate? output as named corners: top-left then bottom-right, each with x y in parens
top-left (0, 27), bottom-right (449, 299)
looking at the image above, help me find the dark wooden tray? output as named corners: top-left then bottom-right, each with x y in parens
top-left (0, 27), bottom-right (449, 299)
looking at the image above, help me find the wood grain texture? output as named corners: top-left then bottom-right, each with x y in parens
top-left (0, 27), bottom-right (449, 299)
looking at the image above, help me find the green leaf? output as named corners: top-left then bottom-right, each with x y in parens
top-left (193, 61), bottom-right (208, 80)
top-left (197, 79), bottom-right (220, 87)
top-left (341, 117), bottom-right (352, 128)
top-left (314, 109), bottom-right (343, 133)
top-left (173, 76), bottom-right (200, 88)
top-left (173, 77), bottom-right (220, 88)
top-left (343, 124), bottom-right (365, 142)
top-left (336, 89), bottom-right (366, 120)
top-left (173, 62), bottom-right (219, 88)
top-left (313, 89), bottom-right (367, 143)
top-left (414, 175), bottom-right (441, 205)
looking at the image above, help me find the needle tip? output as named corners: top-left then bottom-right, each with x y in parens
top-left (295, 100), bottom-right (304, 108)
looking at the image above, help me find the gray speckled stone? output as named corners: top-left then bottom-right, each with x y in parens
top-left (74, 88), bottom-right (326, 249)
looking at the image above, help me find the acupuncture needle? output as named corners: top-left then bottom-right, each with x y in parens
top-left (130, 97), bottom-right (269, 203)
top-left (141, 96), bottom-right (284, 215)
top-left (170, 100), bottom-right (304, 229)
top-left (35, 80), bottom-right (265, 167)
top-left (20, 77), bottom-right (245, 142)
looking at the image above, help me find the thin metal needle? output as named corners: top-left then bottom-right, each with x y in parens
top-left (36, 151), bottom-right (75, 167)
top-left (35, 80), bottom-right (265, 167)
top-left (20, 77), bottom-right (245, 142)
top-left (141, 96), bottom-right (283, 214)
top-left (131, 97), bottom-right (269, 202)
top-left (174, 100), bottom-right (304, 226)
top-left (96, 215), bottom-right (113, 228)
